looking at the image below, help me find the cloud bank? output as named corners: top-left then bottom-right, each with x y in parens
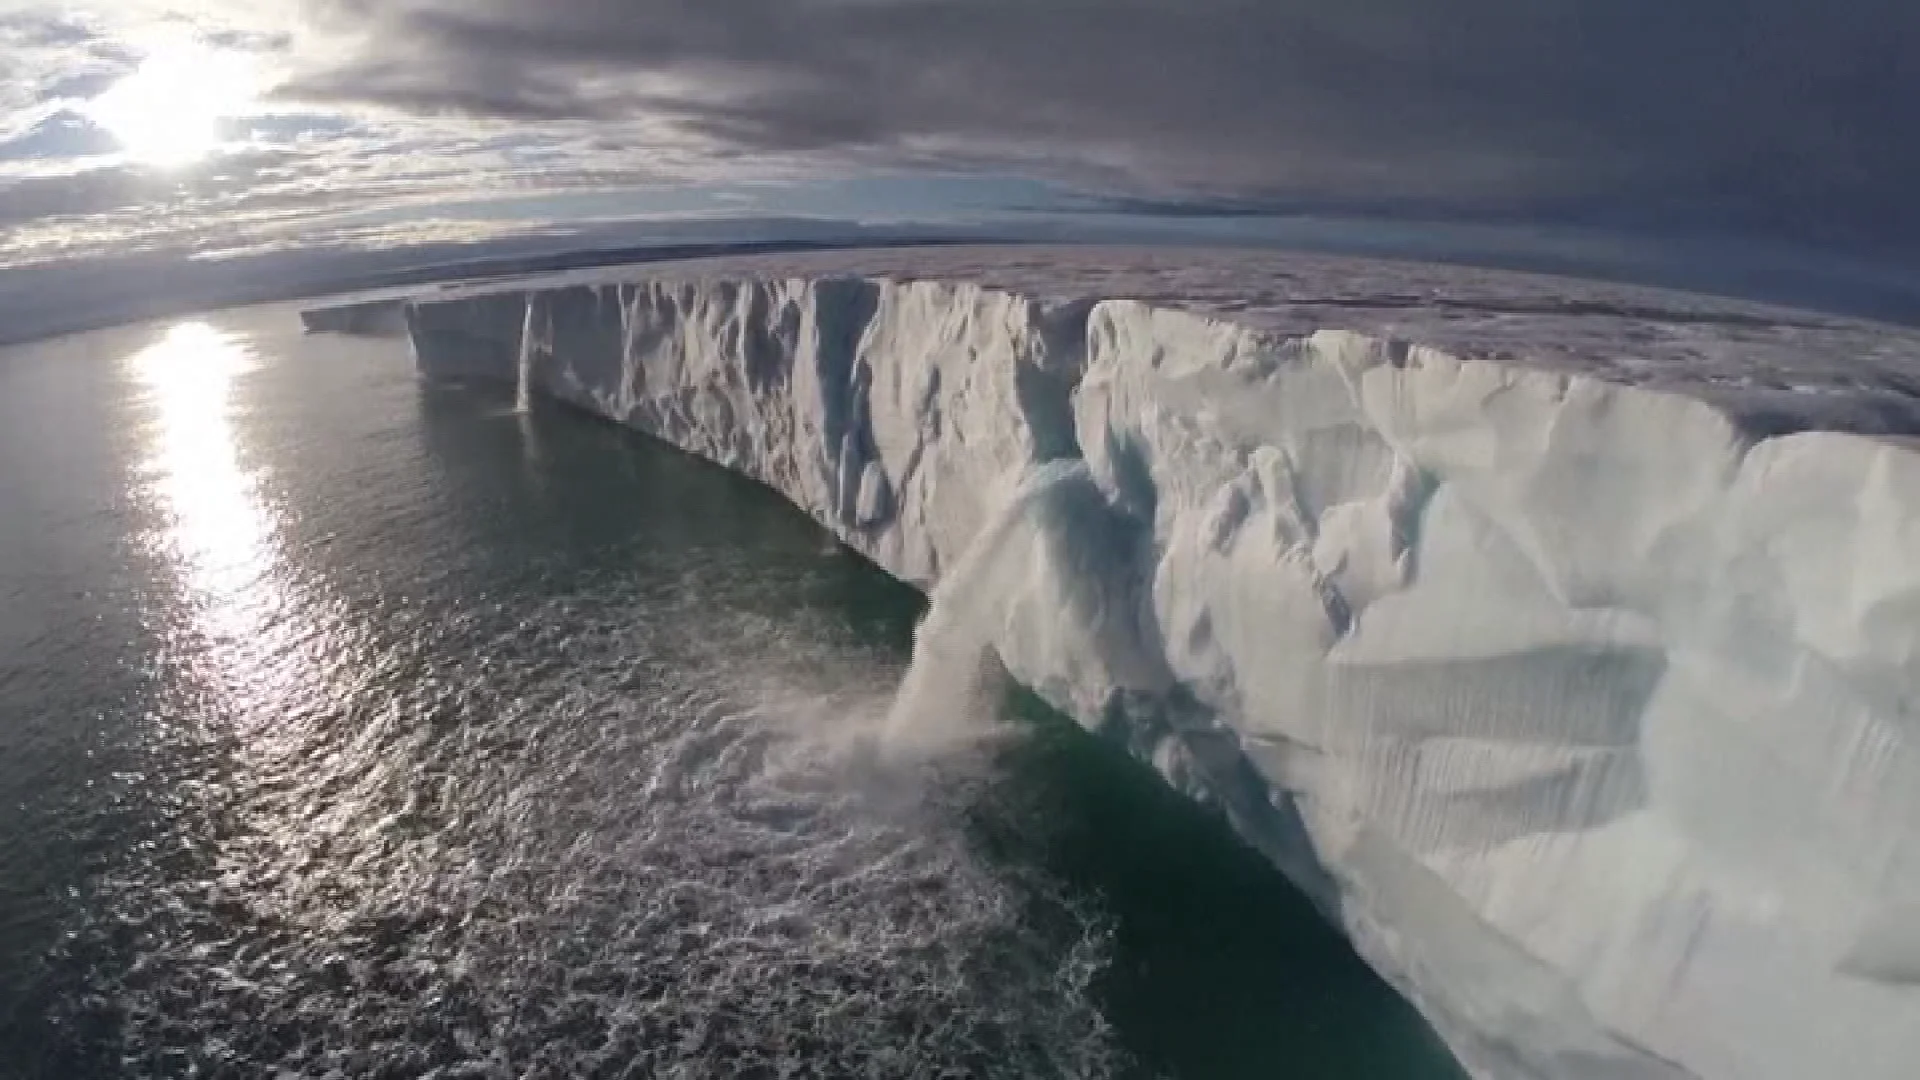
top-left (1, 0), bottom-right (1917, 266)
top-left (287, 0), bottom-right (1920, 248)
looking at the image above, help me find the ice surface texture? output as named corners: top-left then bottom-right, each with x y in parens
top-left (375, 247), bottom-right (1920, 1080)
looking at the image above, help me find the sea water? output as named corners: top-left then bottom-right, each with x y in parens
top-left (0, 303), bottom-right (1462, 1079)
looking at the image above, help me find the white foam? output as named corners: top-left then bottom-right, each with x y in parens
top-left (77, 578), bottom-right (1125, 1079)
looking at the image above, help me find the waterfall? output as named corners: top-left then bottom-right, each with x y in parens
top-left (883, 461), bottom-right (1096, 752)
top-left (515, 296), bottom-right (538, 414)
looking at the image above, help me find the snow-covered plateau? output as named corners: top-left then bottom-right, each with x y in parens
top-left (324, 246), bottom-right (1920, 1080)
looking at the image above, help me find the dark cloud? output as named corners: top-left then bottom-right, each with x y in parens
top-left (0, 109), bottom-right (116, 161)
top-left (285, 56), bottom-right (625, 122)
top-left (0, 150), bottom-right (305, 226)
top-left (285, 0), bottom-right (1920, 253)
top-left (0, 167), bottom-right (146, 221)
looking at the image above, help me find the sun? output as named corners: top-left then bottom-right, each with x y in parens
top-left (88, 43), bottom-right (259, 168)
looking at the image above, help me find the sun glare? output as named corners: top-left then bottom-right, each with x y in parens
top-left (131, 321), bottom-right (278, 644)
top-left (88, 43), bottom-right (258, 168)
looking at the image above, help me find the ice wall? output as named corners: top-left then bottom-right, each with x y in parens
top-left (399, 269), bottom-right (1920, 1080)
top-left (300, 297), bottom-right (410, 336)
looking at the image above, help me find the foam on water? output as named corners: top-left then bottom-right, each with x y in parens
top-left (51, 579), bottom-right (1127, 1079)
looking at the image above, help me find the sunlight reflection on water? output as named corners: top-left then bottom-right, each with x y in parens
top-left (128, 320), bottom-right (313, 771)
top-left (132, 321), bottom-right (273, 627)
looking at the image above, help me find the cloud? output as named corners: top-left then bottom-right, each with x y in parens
top-left (0, 108), bottom-right (116, 160)
top-left (0, 9), bottom-right (98, 48)
top-left (277, 0), bottom-right (1920, 251)
top-left (1, 0), bottom-right (1916, 273)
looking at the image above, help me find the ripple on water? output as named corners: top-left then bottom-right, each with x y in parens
top-left (54, 581), bottom-right (1128, 1079)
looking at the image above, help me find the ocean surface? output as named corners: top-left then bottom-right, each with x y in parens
top-left (0, 303), bottom-right (1465, 1079)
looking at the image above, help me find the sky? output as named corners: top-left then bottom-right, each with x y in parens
top-left (3, 0), bottom-right (1919, 321)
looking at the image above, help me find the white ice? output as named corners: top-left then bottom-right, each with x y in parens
top-left (349, 246), bottom-right (1920, 1080)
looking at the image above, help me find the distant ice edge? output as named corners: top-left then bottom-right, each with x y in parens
top-left (397, 275), bottom-right (1920, 1080)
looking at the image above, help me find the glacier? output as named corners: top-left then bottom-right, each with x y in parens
top-left (337, 246), bottom-right (1920, 1080)
top-left (299, 296), bottom-right (410, 336)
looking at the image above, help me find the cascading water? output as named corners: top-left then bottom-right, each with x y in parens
top-left (883, 460), bottom-right (1148, 752)
top-left (515, 295), bottom-right (538, 414)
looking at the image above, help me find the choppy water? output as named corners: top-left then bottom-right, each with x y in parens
top-left (0, 305), bottom-right (1464, 1079)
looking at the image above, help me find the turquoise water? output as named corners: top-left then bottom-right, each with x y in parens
top-left (0, 306), bottom-right (1464, 1078)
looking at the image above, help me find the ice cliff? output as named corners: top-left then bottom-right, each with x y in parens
top-left (368, 247), bottom-right (1920, 1080)
top-left (299, 297), bottom-right (410, 336)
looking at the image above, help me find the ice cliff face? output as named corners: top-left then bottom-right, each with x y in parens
top-left (381, 248), bottom-right (1920, 1080)
top-left (299, 297), bottom-right (410, 336)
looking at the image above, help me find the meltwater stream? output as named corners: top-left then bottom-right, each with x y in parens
top-left (0, 305), bottom-right (1464, 1079)
top-left (516, 298), bottom-right (538, 416)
